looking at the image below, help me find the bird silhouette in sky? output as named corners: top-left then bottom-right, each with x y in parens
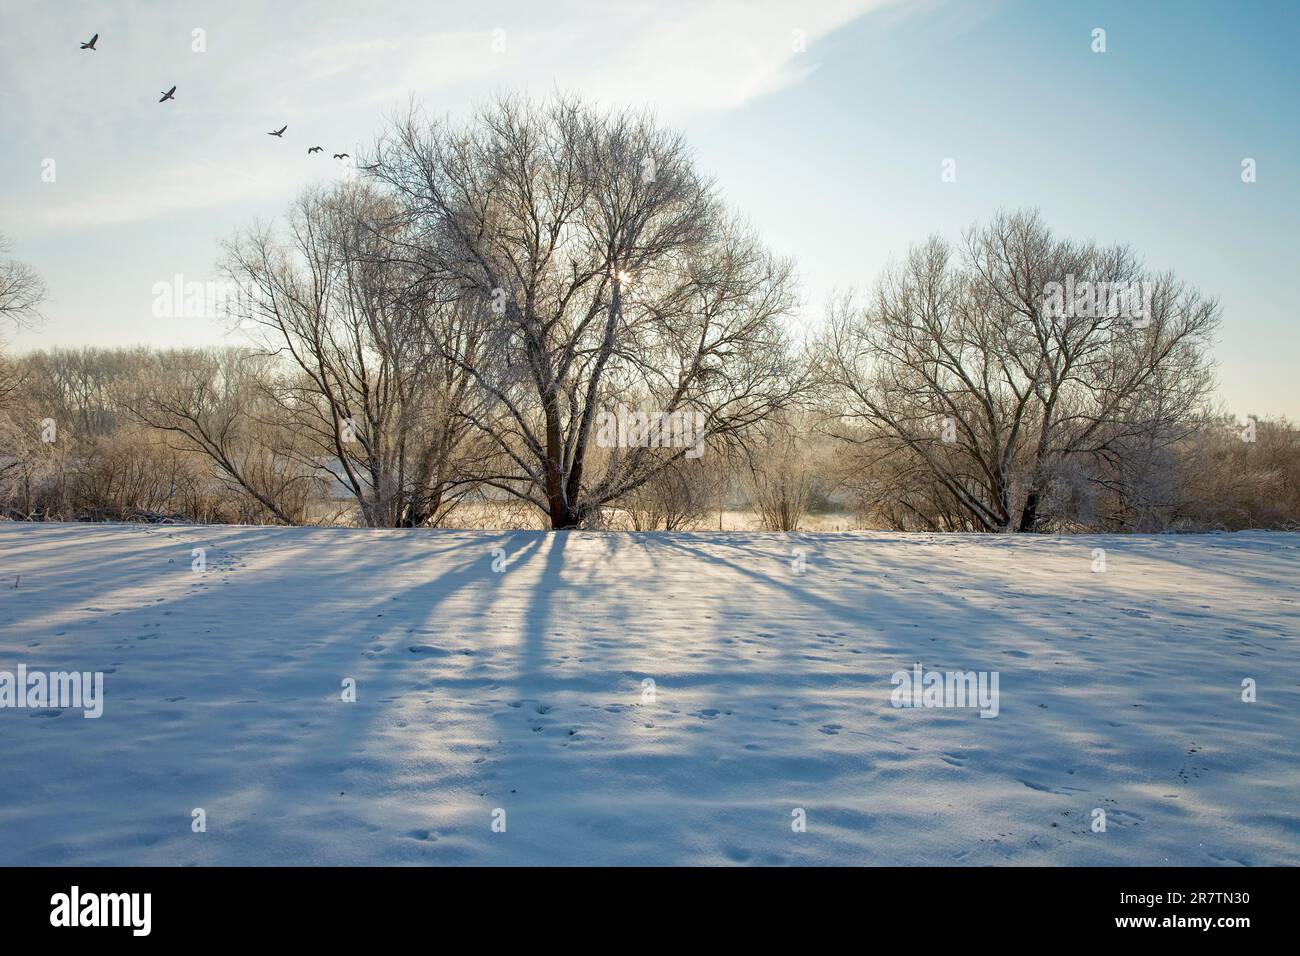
top-left (268, 125), bottom-right (287, 138)
top-left (80, 33), bottom-right (98, 51)
top-left (308, 146), bottom-right (323, 154)
top-left (158, 85), bottom-right (176, 103)
top-left (333, 153), bottom-right (349, 160)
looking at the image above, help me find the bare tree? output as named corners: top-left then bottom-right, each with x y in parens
top-left (1163, 413), bottom-right (1300, 531)
top-left (615, 453), bottom-right (726, 531)
top-left (219, 182), bottom-right (489, 527)
top-left (820, 210), bottom-right (1219, 532)
top-left (133, 348), bottom-right (321, 525)
top-left (0, 233), bottom-right (45, 328)
top-left (367, 94), bottom-right (802, 529)
top-left (0, 234), bottom-right (45, 424)
top-left (746, 419), bottom-right (821, 532)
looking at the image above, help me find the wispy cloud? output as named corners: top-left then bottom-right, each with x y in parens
top-left (547, 0), bottom-right (900, 115)
top-left (23, 160), bottom-right (303, 229)
top-left (293, 0), bottom-right (903, 116)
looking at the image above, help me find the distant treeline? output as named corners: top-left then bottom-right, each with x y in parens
top-left (1, 344), bottom-right (1294, 532)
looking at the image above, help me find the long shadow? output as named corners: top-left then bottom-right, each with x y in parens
top-left (1, 523), bottom-right (554, 864)
top-left (218, 529), bottom-right (553, 854)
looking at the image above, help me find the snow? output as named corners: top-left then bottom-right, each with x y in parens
top-left (1, 523), bottom-right (1297, 866)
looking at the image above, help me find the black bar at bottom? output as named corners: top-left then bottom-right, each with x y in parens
top-left (0, 866), bottom-right (1291, 942)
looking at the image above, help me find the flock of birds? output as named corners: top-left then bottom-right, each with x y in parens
top-left (79, 32), bottom-right (353, 161)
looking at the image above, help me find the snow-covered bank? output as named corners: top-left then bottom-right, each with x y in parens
top-left (1, 524), bottom-right (1297, 865)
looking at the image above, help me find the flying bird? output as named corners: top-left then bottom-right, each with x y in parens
top-left (268, 125), bottom-right (287, 137)
top-left (333, 153), bottom-right (349, 160)
top-left (308, 146), bottom-right (323, 154)
top-left (80, 33), bottom-right (98, 51)
top-left (158, 85), bottom-right (176, 103)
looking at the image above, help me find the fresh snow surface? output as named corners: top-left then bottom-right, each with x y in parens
top-left (1, 523), bottom-right (1297, 866)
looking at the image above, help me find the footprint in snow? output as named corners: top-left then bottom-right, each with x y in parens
top-left (408, 644), bottom-right (450, 656)
top-left (1020, 779), bottom-right (1088, 794)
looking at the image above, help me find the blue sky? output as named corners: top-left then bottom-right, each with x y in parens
top-left (2, 0), bottom-right (1297, 417)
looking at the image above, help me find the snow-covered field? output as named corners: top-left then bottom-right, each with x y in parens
top-left (1, 523), bottom-right (1297, 866)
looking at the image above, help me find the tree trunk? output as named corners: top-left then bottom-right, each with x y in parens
top-left (548, 501), bottom-right (585, 530)
top-left (1017, 488), bottom-right (1041, 532)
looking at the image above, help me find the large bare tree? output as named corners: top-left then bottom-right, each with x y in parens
top-left (218, 182), bottom-right (491, 527)
top-left (821, 210), bottom-right (1219, 531)
top-left (366, 95), bottom-right (802, 529)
